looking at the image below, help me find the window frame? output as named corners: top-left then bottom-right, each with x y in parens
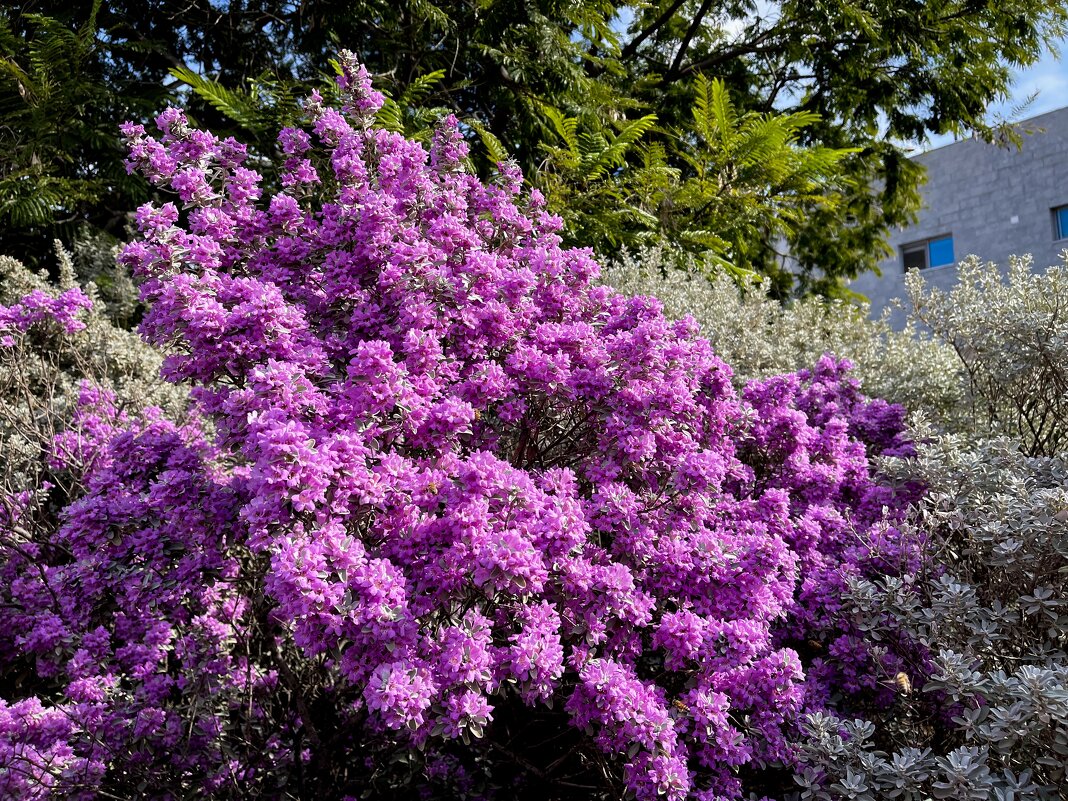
top-left (901, 242), bottom-right (928, 272)
top-left (1054, 205), bottom-right (1068, 242)
top-left (901, 234), bottom-right (955, 272)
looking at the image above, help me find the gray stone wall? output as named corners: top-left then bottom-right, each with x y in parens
top-left (851, 105), bottom-right (1068, 327)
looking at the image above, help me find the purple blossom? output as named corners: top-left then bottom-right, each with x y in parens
top-left (0, 56), bottom-right (925, 800)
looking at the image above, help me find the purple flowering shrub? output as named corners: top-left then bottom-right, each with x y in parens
top-left (0, 53), bottom-right (920, 800)
top-left (0, 389), bottom-right (277, 798)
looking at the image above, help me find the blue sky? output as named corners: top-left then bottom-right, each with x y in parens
top-left (1002, 41), bottom-right (1068, 118)
top-left (920, 38), bottom-right (1067, 151)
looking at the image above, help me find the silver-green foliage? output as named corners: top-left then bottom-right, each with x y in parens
top-left (798, 433), bottom-right (1068, 800)
top-left (0, 243), bottom-right (182, 496)
top-left (906, 253), bottom-right (1068, 456)
top-left (70, 227), bottom-right (139, 327)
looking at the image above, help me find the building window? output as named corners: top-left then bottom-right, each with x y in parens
top-left (902, 243), bottom-right (927, 271)
top-left (1055, 206), bottom-right (1068, 241)
top-left (902, 235), bottom-right (955, 271)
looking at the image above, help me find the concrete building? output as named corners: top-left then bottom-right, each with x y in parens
top-left (851, 105), bottom-right (1068, 326)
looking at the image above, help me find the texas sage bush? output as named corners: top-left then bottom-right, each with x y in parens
top-left (906, 253), bottom-right (1068, 456)
top-left (0, 54), bottom-right (921, 800)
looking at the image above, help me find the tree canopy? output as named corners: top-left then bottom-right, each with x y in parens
top-left (2, 0), bottom-right (1065, 293)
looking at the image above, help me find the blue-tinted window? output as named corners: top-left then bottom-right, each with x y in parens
top-left (1056, 206), bottom-right (1068, 241)
top-left (927, 236), bottom-right (954, 268)
top-left (902, 235), bottom-right (955, 271)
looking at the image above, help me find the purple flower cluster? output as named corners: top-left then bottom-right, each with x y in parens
top-left (0, 287), bottom-right (92, 345)
top-left (0, 54), bottom-right (921, 799)
top-left (0, 385), bottom-right (285, 797)
top-left (741, 358), bottom-right (925, 706)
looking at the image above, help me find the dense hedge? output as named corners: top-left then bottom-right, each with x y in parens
top-left (0, 55), bottom-right (927, 800)
top-left (3, 54), bottom-right (1068, 801)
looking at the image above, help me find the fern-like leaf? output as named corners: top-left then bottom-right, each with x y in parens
top-left (470, 120), bottom-right (511, 164)
top-left (169, 66), bottom-right (263, 131)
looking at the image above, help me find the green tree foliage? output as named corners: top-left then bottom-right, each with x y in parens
top-left (0, 2), bottom-right (162, 266)
top-left (659, 76), bottom-right (855, 282)
top-left (170, 69), bottom-right (856, 279)
top-left (3, 0), bottom-right (1066, 293)
top-left (616, 0), bottom-right (1068, 288)
top-left (529, 76), bottom-right (859, 275)
top-left (525, 103), bottom-right (663, 254)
